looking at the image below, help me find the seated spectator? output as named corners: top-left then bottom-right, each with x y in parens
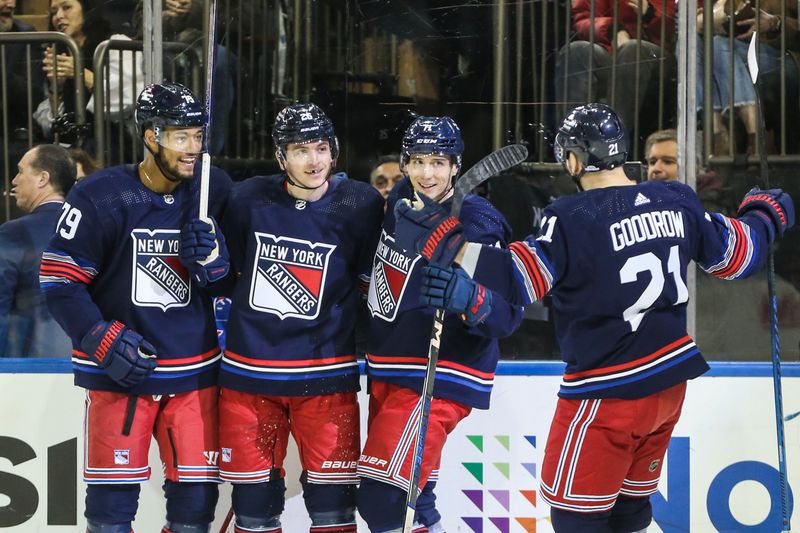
top-left (0, 144), bottom-right (75, 357)
top-left (696, 0), bottom-right (799, 156)
top-left (369, 153), bottom-right (403, 200)
top-left (555, 0), bottom-right (677, 149)
top-left (34, 0), bottom-right (144, 157)
top-left (0, 0), bottom-right (45, 184)
top-left (645, 128), bottom-right (678, 181)
top-left (134, 0), bottom-right (236, 154)
top-left (68, 146), bottom-right (100, 179)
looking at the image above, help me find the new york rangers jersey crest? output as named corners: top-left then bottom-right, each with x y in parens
top-left (131, 229), bottom-right (190, 310)
top-left (250, 232), bottom-right (336, 320)
top-left (367, 229), bottom-right (421, 321)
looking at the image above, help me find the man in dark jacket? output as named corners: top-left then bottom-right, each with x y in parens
top-left (0, 144), bottom-right (75, 356)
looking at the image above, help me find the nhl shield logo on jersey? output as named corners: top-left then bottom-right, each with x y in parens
top-left (368, 229), bottom-right (421, 321)
top-left (249, 232), bottom-right (336, 320)
top-left (131, 229), bottom-right (191, 310)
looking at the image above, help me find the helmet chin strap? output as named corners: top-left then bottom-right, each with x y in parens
top-left (283, 159), bottom-right (335, 192)
top-left (570, 168), bottom-right (587, 192)
top-left (564, 153), bottom-right (586, 192)
top-left (433, 179), bottom-right (456, 203)
top-left (285, 172), bottom-right (329, 190)
top-left (143, 132), bottom-right (192, 183)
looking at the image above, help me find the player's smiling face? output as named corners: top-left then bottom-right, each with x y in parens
top-left (281, 139), bottom-right (333, 187)
top-left (405, 153), bottom-right (458, 202)
top-left (157, 126), bottom-right (203, 181)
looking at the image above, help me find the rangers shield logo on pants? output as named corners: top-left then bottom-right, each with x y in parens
top-left (368, 230), bottom-right (421, 321)
top-left (131, 229), bottom-right (191, 310)
top-left (249, 232), bottom-right (336, 320)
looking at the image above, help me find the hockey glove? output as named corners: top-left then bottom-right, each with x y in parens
top-left (738, 187), bottom-right (795, 239)
top-left (179, 217), bottom-right (230, 286)
top-left (80, 320), bottom-right (157, 388)
top-left (421, 265), bottom-right (492, 327)
top-left (393, 192), bottom-right (466, 268)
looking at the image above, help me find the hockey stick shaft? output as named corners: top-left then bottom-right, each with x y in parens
top-left (402, 144), bottom-right (527, 533)
top-left (199, 0), bottom-right (218, 222)
top-left (218, 506), bottom-right (234, 533)
top-left (747, 33), bottom-right (790, 533)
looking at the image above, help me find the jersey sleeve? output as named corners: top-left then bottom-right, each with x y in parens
top-left (463, 205), bottom-right (566, 306)
top-left (457, 196), bottom-right (524, 337)
top-left (355, 189), bottom-right (385, 295)
top-left (39, 187), bottom-right (106, 343)
top-left (693, 204), bottom-right (773, 280)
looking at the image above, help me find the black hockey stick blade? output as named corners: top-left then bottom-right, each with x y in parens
top-left (451, 143), bottom-right (528, 217)
top-left (402, 143), bottom-right (527, 533)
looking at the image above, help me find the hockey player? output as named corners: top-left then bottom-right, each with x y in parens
top-left (217, 103), bottom-right (384, 533)
top-left (40, 82), bottom-right (233, 533)
top-left (356, 116), bottom-right (523, 533)
top-left (392, 103), bottom-right (795, 533)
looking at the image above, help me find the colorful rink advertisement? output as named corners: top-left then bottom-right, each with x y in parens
top-left (0, 361), bottom-right (797, 531)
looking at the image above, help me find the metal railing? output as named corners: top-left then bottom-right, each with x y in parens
top-left (0, 31), bottom-right (85, 222)
top-left (93, 39), bottom-right (203, 166)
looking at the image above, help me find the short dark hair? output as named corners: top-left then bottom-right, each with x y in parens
top-left (31, 144), bottom-right (77, 196)
top-left (644, 129), bottom-right (678, 158)
top-left (370, 153), bottom-right (401, 182)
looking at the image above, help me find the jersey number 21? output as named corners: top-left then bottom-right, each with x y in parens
top-left (620, 245), bottom-right (688, 331)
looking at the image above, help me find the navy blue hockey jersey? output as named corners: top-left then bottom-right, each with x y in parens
top-left (466, 180), bottom-right (776, 399)
top-left (40, 164), bottom-right (233, 394)
top-left (218, 173), bottom-right (384, 396)
top-left (366, 180), bottom-right (523, 410)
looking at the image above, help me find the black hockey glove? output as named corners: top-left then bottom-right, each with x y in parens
top-left (738, 187), bottom-right (795, 240)
top-left (180, 217), bottom-right (230, 286)
top-left (421, 265), bottom-right (492, 327)
top-left (80, 320), bottom-right (157, 387)
top-left (393, 192), bottom-right (465, 268)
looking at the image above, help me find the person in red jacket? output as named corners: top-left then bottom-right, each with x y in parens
top-left (555, 0), bottom-right (677, 150)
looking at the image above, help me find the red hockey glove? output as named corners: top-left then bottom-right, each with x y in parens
top-left (738, 187), bottom-right (795, 240)
top-left (421, 265), bottom-right (492, 326)
top-left (80, 320), bottom-right (157, 387)
top-left (393, 193), bottom-right (465, 268)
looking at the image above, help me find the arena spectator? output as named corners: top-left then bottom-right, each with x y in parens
top-left (0, 0), bottom-right (45, 186)
top-left (34, 0), bottom-right (144, 157)
top-left (369, 153), bottom-right (403, 201)
top-left (555, 0), bottom-right (677, 150)
top-left (696, 0), bottom-right (799, 156)
top-left (645, 128), bottom-right (678, 181)
top-left (0, 144), bottom-right (75, 357)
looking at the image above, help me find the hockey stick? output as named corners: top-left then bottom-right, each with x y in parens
top-left (402, 143), bottom-right (528, 533)
top-left (198, 0), bottom-right (218, 223)
top-left (218, 507), bottom-right (234, 533)
top-left (199, 0), bottom-right (219, 266)
top-left (746, 32), bottom-right (790, 533)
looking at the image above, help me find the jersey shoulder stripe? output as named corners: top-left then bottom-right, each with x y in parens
top-left (508, 240), bottom-right (554, 303)
top-left (703, 214), bottom-right (756, 280)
